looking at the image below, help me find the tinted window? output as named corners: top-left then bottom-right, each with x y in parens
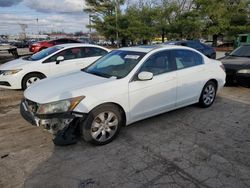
top-left (44, 47), bottom-right (108, 63)
top-left (186, 41), bottom-right (204, 49)
top-left (140, 51), bottom-right (175, 75)
top-left (54, 39), bottom-right (68, 45)
top-left (44, 47), bottom-right (81, 62)
top-left (172, 50), bottom-right (203, 69)
top-left (230, 45), bottom-right (250, 57)
top-left (83, 47), bottom-right (108, 57)
top-left (67, 39), bottom-right (80, 43)
top-left (179, 42), bottom-right (187, 46)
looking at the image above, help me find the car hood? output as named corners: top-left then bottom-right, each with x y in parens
top-left (24, 71), bottom-right (113, 104)
top-left (0, 57), bottom-right (31, 70)
top-left (220, 56), bottom-right (250, 66)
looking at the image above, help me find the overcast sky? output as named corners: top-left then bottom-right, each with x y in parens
top-left (0, 0), bottom-right (90, 35)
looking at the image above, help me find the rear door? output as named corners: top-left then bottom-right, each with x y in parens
top-left (172, 49), bottom-right (208, 107)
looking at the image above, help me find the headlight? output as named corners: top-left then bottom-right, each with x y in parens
top-left (0, 69), bottom-right (22, 76)
top-left (36, 96), bottom-right (85, 115)
top-left (237, 69), bottom-right (250, 74)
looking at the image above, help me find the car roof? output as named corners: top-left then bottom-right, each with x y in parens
top-left (118, 45), bottom-right (198, 53)
top-left (56, 43), bottom-right (107, 49)
top-left (164, 40), bottom-right (200, 44)
top-left (119, 45), bottom-right (171, 53)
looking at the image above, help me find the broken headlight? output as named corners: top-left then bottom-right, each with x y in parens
top-left (36, 96), bottom-right (85, 115)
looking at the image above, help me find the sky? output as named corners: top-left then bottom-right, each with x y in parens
top-left (0, 0), bottom-right (90, 35)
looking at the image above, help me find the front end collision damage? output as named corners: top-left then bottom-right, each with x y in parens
top-left (20, 99), bottom-right (87, 145)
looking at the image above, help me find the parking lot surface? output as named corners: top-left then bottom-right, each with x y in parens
top-left (0, 86), bottom-right (249, 188)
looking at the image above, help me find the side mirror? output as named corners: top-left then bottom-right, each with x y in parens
top-left (138, 71), bottom-right (153, 81)
top-left (56, 56), bottom-right (64, 64)
top-left (225, 52), bottom-right (231, 56)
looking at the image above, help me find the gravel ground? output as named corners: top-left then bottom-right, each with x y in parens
top-left (0, 86), bottom-right (249, 188)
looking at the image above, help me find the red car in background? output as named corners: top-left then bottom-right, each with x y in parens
top-left (29, 38), bottom-right (81, 53)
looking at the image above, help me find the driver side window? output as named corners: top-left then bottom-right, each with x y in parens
top-left (43, 48), bottom-right (81, 63)
top-left (140, 50), bottom-right (174, 76)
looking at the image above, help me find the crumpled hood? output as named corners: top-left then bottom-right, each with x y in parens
top-left (24, 71), bottom-right (112, 104)
top-left (0, 57), bottom-right (31, 70)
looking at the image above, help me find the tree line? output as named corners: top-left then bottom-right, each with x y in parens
top-left (84, 0), bottom-right (250, 46)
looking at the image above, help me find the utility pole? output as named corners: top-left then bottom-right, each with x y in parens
top-left (89, 14), bottom-right (92, 39)
top-left (115, 0), bottom-right (119, 48)
top-left (36, 18), bottom-right (39, 39)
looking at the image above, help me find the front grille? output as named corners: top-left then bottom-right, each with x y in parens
top-left (25, 99), bottom-right (38, 113)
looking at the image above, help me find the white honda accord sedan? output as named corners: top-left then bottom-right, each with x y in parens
top-left (0, 43), bottom-right (109, 90)
top-left (20, 45), bottom-right (226, 146)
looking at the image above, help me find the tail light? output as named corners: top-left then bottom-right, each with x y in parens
top-left (220, 64), bottom-right (225, 72)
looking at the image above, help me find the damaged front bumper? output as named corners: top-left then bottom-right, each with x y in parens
top-left (20, 99), bottom-right (86, 135)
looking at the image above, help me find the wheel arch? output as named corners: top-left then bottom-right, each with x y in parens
top-left (90, 102), bottom-right (127, 126)
top-left (21, 71), bottom-right (47, 89)
top-left (207, 79), bottom-right (218, 90)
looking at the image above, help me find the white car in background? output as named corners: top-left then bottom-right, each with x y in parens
top-left (0, 44), bottom-right (109, 89)
top-left (21, 45), bottom-right (226, 146)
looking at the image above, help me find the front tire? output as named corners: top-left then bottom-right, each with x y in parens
top-left (22, 73), bottom-right (46, 90)
top-left (199, 81), bottom-right (217, 108)
top-left (81, 104), bottom-right (123, 145)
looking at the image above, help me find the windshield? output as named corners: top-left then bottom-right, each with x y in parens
top-left (230, 45), bottom-right (250, 57)
top-left (84, 50), bottom-right (146, 79)
top-left (29, 46), bottom-right (63, 61)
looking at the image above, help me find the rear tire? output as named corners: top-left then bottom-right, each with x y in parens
top-left (199, 81), bottom-right (217, 108)
top-left (22, 73), bottom-right (46, 90)
top-left (81, 104), bottom-right (122, 145)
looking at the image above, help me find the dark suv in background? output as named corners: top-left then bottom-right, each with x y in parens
top-left (164, 40), bottom-right (216, 59)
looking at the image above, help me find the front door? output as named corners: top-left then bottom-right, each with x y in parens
top-left (129, 50), bottom-right (177, 122)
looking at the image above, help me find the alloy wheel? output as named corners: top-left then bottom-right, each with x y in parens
top-left (26, 77), bottom-right (41, 88)
top-left (202, 84), bottom-right (215, 105)
top-left (90, 111), bottom-right (119, 142)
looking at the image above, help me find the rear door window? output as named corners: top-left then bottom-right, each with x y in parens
top-left (186, 41), bottom-right (204, 50)
top-left (172, 50), bottom-right (204, 70)
top-left (54, 39), bottom-right (68, 45)
top-left (82, 47), bottom-right (108, 57)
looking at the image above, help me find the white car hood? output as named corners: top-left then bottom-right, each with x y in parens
top-left (24, 71), bottom-right (112, 104)
top-left (0, 57), bottom-right (31, 70)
